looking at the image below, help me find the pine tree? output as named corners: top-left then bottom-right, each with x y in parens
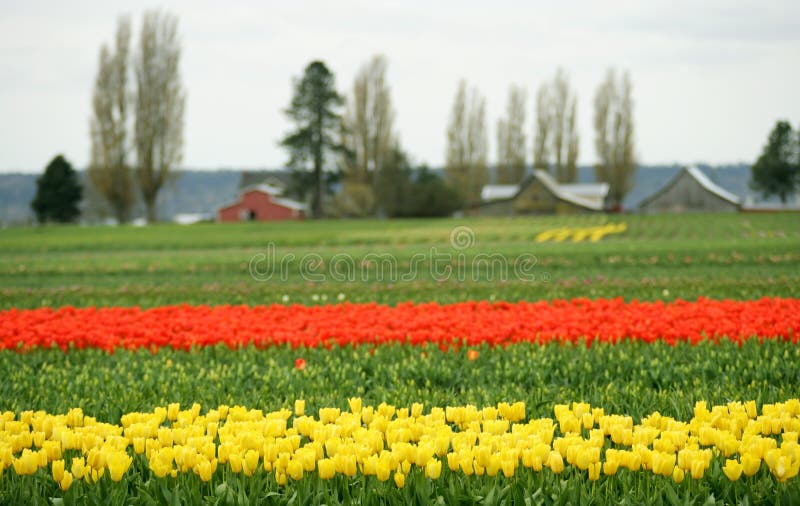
top-left (31, 155), bottom-right (83, 223)
top-left (751, 121), bottom-right (799, 203)
top-left (281, 61), bottom-right (346, 218)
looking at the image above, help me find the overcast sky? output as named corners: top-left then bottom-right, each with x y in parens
top-left (1, 0), bottom-right (799, 173)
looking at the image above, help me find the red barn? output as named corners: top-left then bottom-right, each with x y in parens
top-left (218, 184), bottom-right (305, 222)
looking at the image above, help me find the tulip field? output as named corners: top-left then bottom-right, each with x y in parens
top-left (1, 213), bottom-right (800, 504)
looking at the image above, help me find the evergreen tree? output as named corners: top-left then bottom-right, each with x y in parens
top-left (751, 121), bottom-right (799, 203)
top-left (31, 155), bottom-right (83, 223)
top-left (281, 61), bottom-right (346, 218)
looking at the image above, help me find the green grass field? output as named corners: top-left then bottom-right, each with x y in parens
top-left (2, 213), bottom-right (800, 504)
top-left (1, 213), bottom-right (799, 309)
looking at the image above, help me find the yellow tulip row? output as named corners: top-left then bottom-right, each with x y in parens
top-left (534, 223), bottom-right (627, 243)
top-left (1, 398), bottom-right (799, 490)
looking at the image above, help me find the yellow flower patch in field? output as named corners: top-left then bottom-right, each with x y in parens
top-left (535, 223), bottom-right (627, 243)
top-left (1, 399), bottom-right (799, 488)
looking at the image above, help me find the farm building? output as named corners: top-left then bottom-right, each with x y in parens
top-left (638, 166), bottom-right (740, 214)
top-left (217, 183), bottom-right (305, 222)
top-left (468, 170), bottom-right (609, 215)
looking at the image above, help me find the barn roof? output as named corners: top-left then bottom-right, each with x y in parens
top-left (480, 171), bottom-right (607, 211)
top-left (242, 183), bottom-right (284, 196)
top-left (531, 170), bottom-right (605, 211)
top-left (481, 185), bottom-right (518, 201)
top-left (638, 166), bottom-right (740, 209)
top-left (560, 182), bottom-right (610, 200)
top-left (685, 166), bottom-right (740, 204)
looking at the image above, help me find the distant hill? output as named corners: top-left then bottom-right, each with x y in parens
top-left (0, 164), bottom-right (792, 224)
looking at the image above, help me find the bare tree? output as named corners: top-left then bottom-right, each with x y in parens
top-left (88, 16), bottom-right (135, 224)
top-left (549, 69), bottom-right (579, 183)
top-left (496, 85), bottom-right (527, 184)
top-left (532, 84), bottom-right (550, 171)
top-left (134, 10), bottom-right (185, 223)
top-left (445, 80), bottom-right (487, 204)
top-left (594, 68), bottom-right (636, 208)
top-left (533, 69), bottom-right (579, 183)
top-left (340, 55), bottom-right (395, 216)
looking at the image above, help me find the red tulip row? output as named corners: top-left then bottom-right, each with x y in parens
top-left (0, 298), bottom-right (797, 352)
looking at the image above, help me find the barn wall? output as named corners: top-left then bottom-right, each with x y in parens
top-left (640, 172), bottom-right (739, 214)
top-left (512, 180), bottom-right (594, 215)
top-left (217, 191), bottom-right (304, 222)
top-left (240, 192), bottom-right (298, 221)
top-left (218, 205), bottom-right (242, 222)
top-left (469, 179), bottom-right (597, 216)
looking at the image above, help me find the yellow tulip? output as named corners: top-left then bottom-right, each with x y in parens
top-left (317, 458), bottom-right (335, 480)
top-left (690, 459), bottom-right (705, 480)
top-left (287, 459), bottom-right (303, 481)
top-left (415, 443), bottom-right (435, 467)
top-left (228, 453), bottom-right (242, 473)
top-left (107, 451), bottom-right (133, 482)
top-left (376, 458), bottom-right (391, 482)
top-left (588, 461), bottom-right (601, 481)
top-left (348, 398), bottom-right (362, 415)
top-left (243, 450), bottom-right (259, 477)
top-left (722, 459), bottom-right (743, 482)
top-left (653, 452), bottom-right (675, 477)
top-left (672, 467), bottom-right (685, 484)
top-left (394, 471), bottom-right (406, 488)
top-left (425, 458), bottom-right (442, 480)
top-left (603, 450), bottom-right (620, 476)
top-left (446, 452), bottom-right (460, 471)
top-left (741, 452), bottom-right (761, 476)
top-left (547, 452), bottom-right (564, 474)
top-left (501, 458), bottom-right (516, 478)
top-left (196, 458), bottom-right (217, 482)
top-left (486, 455), bottom-right (501, 477)
top-left (459, 455), bottom-right (474, 476)
top-left (51, 459), bottom-right (65, 483)
top-left (59, 471), bottom-right (73, 491)
top-left (71, 457), bottom-right (86, 480)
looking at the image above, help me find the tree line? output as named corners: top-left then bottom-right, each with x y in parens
top-left (280, 57), bottom-right (461, 219)
top-left (445, 68), bottom-right (636, 209)
top-left (281, 60), bottom-right (639, 219)
top-left (28, 13), bottom-right (799, 223)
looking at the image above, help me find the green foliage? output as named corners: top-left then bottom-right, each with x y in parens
top-left (30, 155), bottom-right (83, 223)
top-left (401, 166), bottom-right (462, 218)
top-left (281, 61), bottom-right (346, 218)
top-left (372, 149), bottom-right (462, 218)
top-left (751, 120), bottom-right (799, 203)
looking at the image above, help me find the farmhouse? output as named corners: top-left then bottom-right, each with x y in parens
top-left (468, 170), bottom-right (609, 215)
top-left (638, 166), bottom-right (740, 214)
top-left (217, 183), bottom-right (305, 222)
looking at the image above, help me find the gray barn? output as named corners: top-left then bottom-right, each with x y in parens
top-left (638, 166), bottom-right (740, 213)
